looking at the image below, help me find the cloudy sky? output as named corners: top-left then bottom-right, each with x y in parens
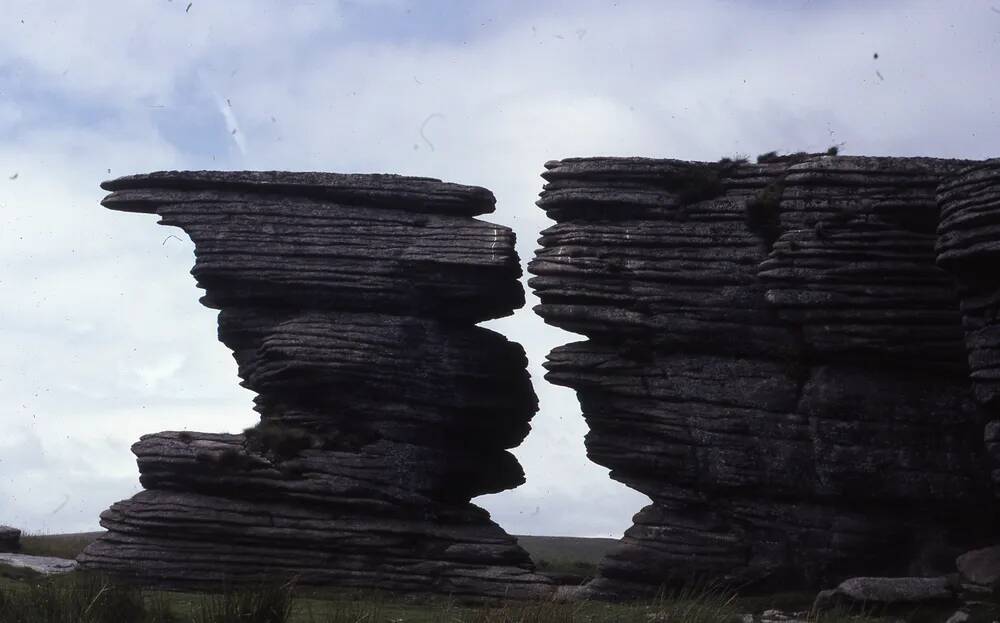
top-left (0, 0), bottom-right (998, 537)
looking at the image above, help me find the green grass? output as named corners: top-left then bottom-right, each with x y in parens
top-left (0, 572), bottom-right (173, 623)
top-left (0, 571), bottom-right (909, 623)
top-left (196, 580), bottom-right (294, 622)
top-left (1, 534), bottom-right (916, 622)
top-left (18, 532), bottom-right (104, 560)
top-left (0, 576), bottom-right (747, 623)
top-left (0, 563), bottom-right (43, 583)
top-left (532, 558), bottom-right (596, 580)
top-left (514, 535), bottom-right (617, 566)
top-left (515, 535), bottom-right (617, 582)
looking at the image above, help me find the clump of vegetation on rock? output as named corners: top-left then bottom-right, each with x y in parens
top-left (718, 154), bottom-right (749, 167)
top-left (244, 422), bottom-right (316, 461)
top-left (757, 150), bottom-right (781, 163)
top-left (671, 165), bottom-right (725, 205)
top-left (756, 149), bottom-right (831, 164)
top-left (746, 181), bottom-right (785, 248)
top-left (668, 156), bottom-right (747, 206)
top-left (212, 447), bottom-right (255, 470)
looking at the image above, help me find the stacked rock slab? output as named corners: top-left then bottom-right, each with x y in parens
top-left (936, 160), bottom-right (1000, 494)
top-left (529, 155), bottom-right (999, 599)
top-left (78, 171), bottom-right (552, 599)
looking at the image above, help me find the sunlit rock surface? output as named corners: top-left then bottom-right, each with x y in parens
top-left (529, 155), bottom-right (1000, 599)
top-left (0, 553), bottom-right (76, 575)
top-left (78, 171), bottom-right (552, 599)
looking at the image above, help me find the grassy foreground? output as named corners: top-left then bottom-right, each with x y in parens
top-left (0, 572), bottom-right (908, 623)
top-left (0, 533), bottom-right (915, 622)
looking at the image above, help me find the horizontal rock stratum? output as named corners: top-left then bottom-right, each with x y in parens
top-left (78, 171), bottom-right (553, 599)
top-left (529, 154), bottom-right (1000, 599)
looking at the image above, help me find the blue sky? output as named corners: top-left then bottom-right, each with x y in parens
top-left (1, 0), bottom-right (999, 537)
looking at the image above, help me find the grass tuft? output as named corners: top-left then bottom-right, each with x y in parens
top-left (195, 580), bottom-right (295, 623)
top-left (0, 573), bottom-right (159, 623)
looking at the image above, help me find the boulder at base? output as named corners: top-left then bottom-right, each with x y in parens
top-left (0, 526), bottom-right (20, 553)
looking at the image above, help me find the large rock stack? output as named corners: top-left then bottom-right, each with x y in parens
top-left (529, 155), bottom-right (999, 599)
top-left (78, 171), bottom-right (552, 599)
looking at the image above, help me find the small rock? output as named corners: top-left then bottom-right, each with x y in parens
top-left (814, 576), bottom-right (956, 610)
top-left (958, 545), bottom-right (1000, 589)
top-left (814, 589), bottom-right (838, 610)
top-left (750, 610), bottom-right (809, 623)
top-left (0, 526), bottom-right (20, 552)
top-left (984, 420), bottom-right (1000, 442)
top-left (0, 553), bottom-right (76, 575)
top-left (944, 610), bottom-right (969, 623)
top-left (959, 582), bottom-right (994, 600)
top-left (760, 610), bottom-right (810, 623)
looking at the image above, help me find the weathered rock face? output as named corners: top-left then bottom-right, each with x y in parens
top-left (937, 162), bottom-right (1000, 494)
top-left (957, 545), bottom-right (1000, 590)
top-left (813, 576), bottom-right (958, 611)
top-left (0, 553), bottom-right (77, 576)
top-left (0, 526), bottom-right (20, 553)
top-left (529, 155), bottom-right (1000, 599)
top-left (78, 171), bottom-right (552, 599)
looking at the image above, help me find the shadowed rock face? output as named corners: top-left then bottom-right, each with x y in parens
top-left (0, 526), bottom-right (20, 553)
top-left (78, 171), bottom-right (552, 599)
top-left (937, 162), bottom-right (1000, 492)
top-left (529, 155), bottom-right (1000, 599)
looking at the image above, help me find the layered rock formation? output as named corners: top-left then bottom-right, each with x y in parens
top-left (529, 155), bottom-right (1000, 598)
top-left (78, 171), bottom-right (552, 598)
top-left (0, 526), bottom-right (20, 553)
top-left (937, 162), bottom-right (1000, 493)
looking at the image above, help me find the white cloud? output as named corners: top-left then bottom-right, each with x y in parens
top-left (0, 1), bottom-right (350, 103)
